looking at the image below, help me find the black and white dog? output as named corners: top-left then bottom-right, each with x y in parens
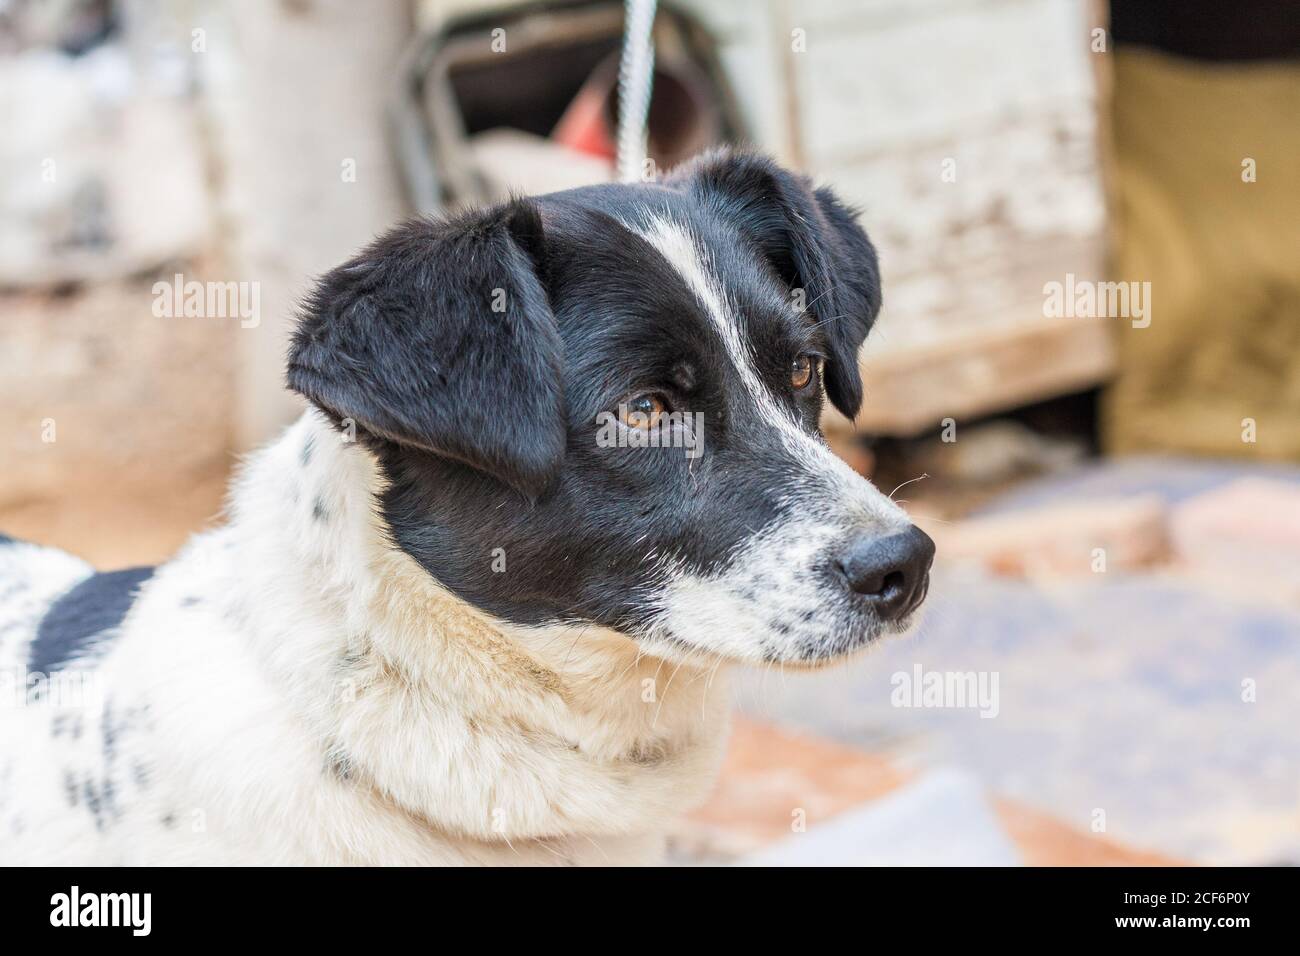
top-left (0, 151), bottom-right (932, 865)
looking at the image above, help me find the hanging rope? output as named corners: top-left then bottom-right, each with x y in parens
top-left (616, 0), bottom-right (657, 183)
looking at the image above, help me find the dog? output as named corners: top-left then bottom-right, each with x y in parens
top-left (0, 151), bottom-right (933, 865)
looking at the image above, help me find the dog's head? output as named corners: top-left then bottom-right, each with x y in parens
top-left (288, 151), bottom-right (933, 665)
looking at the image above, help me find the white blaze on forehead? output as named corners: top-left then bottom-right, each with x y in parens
top-left (628, 213), bottom-right (905, 528)
top-left (631, 214), bottom-right (788, 433)
top-left (632, 215), bottom-right (760, 396)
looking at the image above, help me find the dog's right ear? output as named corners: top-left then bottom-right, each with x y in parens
top-left (287, 199), bottom-right (565, 500)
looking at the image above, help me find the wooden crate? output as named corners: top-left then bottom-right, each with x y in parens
top-left (685, 0), bottom-right (1115, 436)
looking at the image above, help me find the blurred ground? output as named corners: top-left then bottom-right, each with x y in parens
top-left (689, 457), bottom-right (1300, 866)
top-left (679, 719), bottom-right (1179, 866)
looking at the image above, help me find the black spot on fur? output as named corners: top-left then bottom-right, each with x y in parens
top-left (0, 531), bottom-right (17, 545)
top-left (325, 745), bottom-right (354, 782)
top-left (30, 567), bottom-right (155, 675)
top-left (82, 778), bottom-right (104, 830)
top-left (101, 776), bottom-right (118, 821)
top-left (102, 700), bottom-right (119, 763)
top-left (312, 496), bottom-right (329, 522)
top-left (70, 767), bottom-right (122, 833)
top-left (301, 433), bottom-right (315, 466)
top-left (180, 595), bottom-right (202, 608)
top-left (50, 713), bottom-right (82, 739)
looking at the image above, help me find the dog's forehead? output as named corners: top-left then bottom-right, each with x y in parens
top-left (544, 186), bottom-right (787, 303)
top-left (541, 192), bottom-right (805, 385)
top-left (623, 211), bottom-right (790, 350)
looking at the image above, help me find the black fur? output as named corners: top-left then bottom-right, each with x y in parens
top-left (288, 151), bottom-right (883, 632)
top-left (29, 567), bottom-right (155, 675)
top-left (288, 200), bottom-right (564, 500)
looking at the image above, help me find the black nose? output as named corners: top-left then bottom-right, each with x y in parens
top-left (835, 526), bottom-right (935, 620)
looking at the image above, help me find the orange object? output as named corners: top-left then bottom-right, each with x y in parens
top-left (552, 68), bottom-right (618, 160)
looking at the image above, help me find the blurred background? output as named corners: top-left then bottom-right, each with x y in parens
top-left (1, 0), bottom-right (1297, 865)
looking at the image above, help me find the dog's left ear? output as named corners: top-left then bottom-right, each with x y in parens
top-left (671, 151), bottom-right (882, 420)
top-left (287, 199), bottom-right (564, 499)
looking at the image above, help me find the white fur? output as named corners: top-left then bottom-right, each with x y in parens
top-left (0, 412), bottom-right (730, 865)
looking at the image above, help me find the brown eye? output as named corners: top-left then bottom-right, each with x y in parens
top-left (790, 354), bottom-right (815, 390)
top-left (619, 394), bottom-right (666, 429)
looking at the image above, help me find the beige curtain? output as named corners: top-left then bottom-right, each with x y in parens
top-left (1103, 49), bottom-right (1300, 460)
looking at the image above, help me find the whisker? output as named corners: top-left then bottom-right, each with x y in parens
top-left (652, 658), bottom-right (689, 730)
top-left (889, 473), bottom-right (929, 500)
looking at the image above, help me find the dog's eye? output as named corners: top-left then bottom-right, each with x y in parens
top-left (790, 354), bottom-right (817, 390)
top-left (619, 394), bottom-right (667, 429)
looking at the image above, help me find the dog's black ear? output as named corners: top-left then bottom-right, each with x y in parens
top-left (288, 199), bottom-right (564, 499)
top-left (672, 151), bottom-right (882, 420)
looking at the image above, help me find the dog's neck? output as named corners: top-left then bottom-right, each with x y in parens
top-left (217, 411), bottom-right (731, 846)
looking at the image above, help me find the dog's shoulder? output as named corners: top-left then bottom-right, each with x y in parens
top-left (0, 534), bottom-right (153, 679)
top-left (29, 566), bottom-right (156, 677)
